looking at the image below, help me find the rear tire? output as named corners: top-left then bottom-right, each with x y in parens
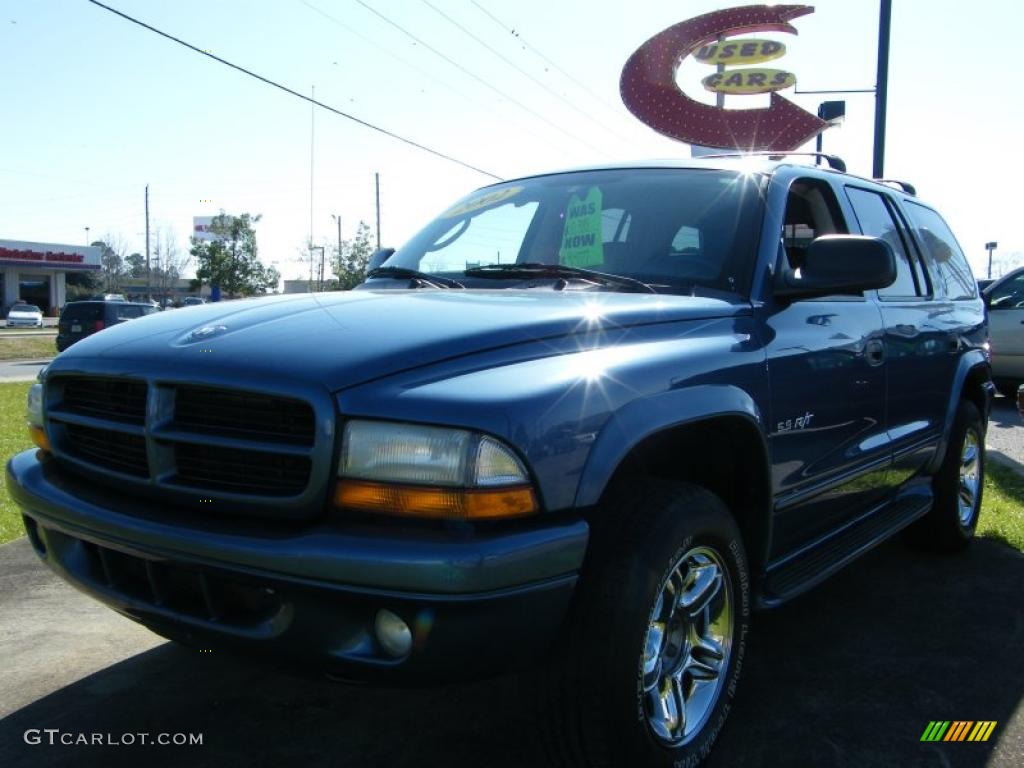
top-left (903, 400), bottom-right (984, 552)
top-left (539, 481), bottom-right (750, 767)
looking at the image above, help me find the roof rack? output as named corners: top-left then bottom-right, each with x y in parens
top-left (698, 151), bottom-right (847, 173)
top-left (874, 179), bottom-right (917, 196)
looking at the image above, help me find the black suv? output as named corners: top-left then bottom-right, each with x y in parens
top-left (11, 158), bottom-right (993, 767)
top-left (55, 300), bottom-right (159, 352)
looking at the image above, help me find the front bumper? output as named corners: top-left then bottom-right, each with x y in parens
top-left (8, 450), bottom-right (588, 682)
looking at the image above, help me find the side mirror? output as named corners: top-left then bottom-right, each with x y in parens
top-left (367, 248), bottom-right (395, 272)
top-left (776, 235), bottom-right (896, 299)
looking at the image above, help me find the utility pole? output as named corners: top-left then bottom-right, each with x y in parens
top-left (145, 184), bottom-right (151, 300)
top-left (872, 0), bottom-right (892, 179)
top-left (375, 172), bottom-right (381, 250)
top-left (309, 85), bottom-right (315, 293)
top-left (332, 213), bottom-right (342, 286)
top-left (84, 226), bottom-right (90, 246)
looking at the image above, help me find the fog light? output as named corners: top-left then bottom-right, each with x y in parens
top-left (374, 609), bottom-right (412, 658)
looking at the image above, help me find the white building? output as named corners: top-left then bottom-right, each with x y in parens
top-left (1, 239), bottom-right (102, 315)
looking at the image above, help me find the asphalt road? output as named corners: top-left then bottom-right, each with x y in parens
top-left (0, 529), bottom-right (1021, 768)
top-left (988, 394), bottom-right (1024, 471)
top-left (0, 359), bottom-right (50, 382)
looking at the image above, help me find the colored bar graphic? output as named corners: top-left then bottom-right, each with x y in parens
top-left (921, 720), bottom-right (997, 742)
top-left (921, 721), bottom-right (950, 741)
top-left (945, 721), bottom-right (973, 741)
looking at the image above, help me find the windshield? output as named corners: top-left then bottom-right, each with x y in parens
top-left (11, 304), bottom-right (38, 313)
top-left (384, 169), bottom-right (764, 296)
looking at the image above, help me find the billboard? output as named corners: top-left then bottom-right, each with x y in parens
top-left (192, 216), bottom-right (220, 242)
top-left (620, 4), bottom-right (827, 152)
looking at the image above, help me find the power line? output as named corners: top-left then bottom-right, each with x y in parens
top-left (84, 0), bottom-right (504, 181)
top-left (419, 0), bottom-right (628, 145)
top-left (349, 0), bottom-right (613, 158)
top-left (470, 0), bottom-right (633, 127)
top-left (298, 0), bottom-right (569, 153)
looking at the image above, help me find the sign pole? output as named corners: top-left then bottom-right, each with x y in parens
top-left (872, 0), bottom-right (892, 178)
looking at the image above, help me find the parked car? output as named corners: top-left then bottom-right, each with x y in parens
top-left (55, 300), bottom-right (159, 352)
top-left (182, 296), bottom-right (206, 306)
top-left (5, 302), bottom-right (43, 328)
top-left (983, 265), bottom-right (1024, 397)
top-left (10, 158), bottom-right (993, 767)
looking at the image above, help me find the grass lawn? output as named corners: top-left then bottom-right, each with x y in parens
top-left (0, 381), bottom-right (33, 543)
top-left (0, 335), bottom-right (56, 362)
top-left (0, 375), bottom-right (1021, 551)
top-left (977, 462), bottom-right (1024, 551)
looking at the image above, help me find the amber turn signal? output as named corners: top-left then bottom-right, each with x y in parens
top-left (334, 480), bottom-right (538, 520)
top-left (28, 425), bottom-right (50, 452)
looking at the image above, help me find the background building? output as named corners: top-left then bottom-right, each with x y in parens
top-left (0, 239), bottom-right (101, 315)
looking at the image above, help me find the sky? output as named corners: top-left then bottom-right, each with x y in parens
top-left (3, 0), bottom-right (1023, 282)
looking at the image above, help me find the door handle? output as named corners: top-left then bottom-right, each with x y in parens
top-left (866, 339), bottom-right (885, 366)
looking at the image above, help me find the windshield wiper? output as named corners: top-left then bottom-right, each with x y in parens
top-left (463, 263), bottom-right (657, 293)
top-left (366, 266), bottom-right (464, 289)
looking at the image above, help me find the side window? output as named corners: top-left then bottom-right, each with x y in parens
top-left (988, 272), bottom-right (1024, 310)
top-left (845, 187), bottom-right (920, 298)
top-left (903, 202), bottom-right (976, 300)
top-left (115, 306), bottom-right (143, 320)
top-left (781, 179), bottom-right (847, 270)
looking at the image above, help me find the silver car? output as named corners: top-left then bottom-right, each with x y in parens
top-left (985, 266), bottom-right (1024, 397)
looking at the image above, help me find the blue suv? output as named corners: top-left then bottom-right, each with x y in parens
top-left (8, 158), bottom-right (992, 767)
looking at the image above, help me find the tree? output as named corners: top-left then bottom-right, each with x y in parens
top-left (152, 228), bottom-right (191, 297)
top-left (125, 252), bottom-right (146, 278)
top-left (190, 212), bottom-right (279, 297)
top-left (333, 221), bottom-right (374, 290)
top-left (95, 235), bottom-right (128, 293)
top-left (65, 269), bottom-right (100, 301)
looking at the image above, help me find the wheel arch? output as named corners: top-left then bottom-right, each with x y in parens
top-left (927, 351), bottom-right (993, 473)
top-left (574, 385), bottom-right (773, 571)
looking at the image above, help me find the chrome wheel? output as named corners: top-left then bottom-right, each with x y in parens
top-left (958, 428), bottom-right (981, 526)
top-left (642, 546), bottom-right (732, 747)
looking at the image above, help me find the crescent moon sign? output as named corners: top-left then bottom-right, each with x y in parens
top-left (620, 4), bottom-right (827, 151)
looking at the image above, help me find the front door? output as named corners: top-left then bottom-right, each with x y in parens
top-left (764, 177), bottom-right (891, 558)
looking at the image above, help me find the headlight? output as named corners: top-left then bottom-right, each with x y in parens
top-left (335, 420), bottom-right (537, 520)
top-left (26, 383), bottom-right (50, 452)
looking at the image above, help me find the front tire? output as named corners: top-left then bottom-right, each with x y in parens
top-left (540, 481), bottom-right (750, 767)
top-left (904, 400), bottom-right (985, 552)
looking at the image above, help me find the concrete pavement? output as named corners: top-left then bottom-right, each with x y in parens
top-left (0, 360), bottom-right (50, 382)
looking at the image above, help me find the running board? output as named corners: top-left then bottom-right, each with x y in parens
top-left (759, 490), bottom-right (932, 607)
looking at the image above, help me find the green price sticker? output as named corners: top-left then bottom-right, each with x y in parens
top-left (559, 187), bottom-right (604, 268)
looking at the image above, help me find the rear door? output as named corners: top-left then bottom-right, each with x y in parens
top-left (844, 185), bottom-right (947, 482)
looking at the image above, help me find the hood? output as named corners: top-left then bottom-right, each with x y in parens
top-left (54, 290), bottom-right (747, 391)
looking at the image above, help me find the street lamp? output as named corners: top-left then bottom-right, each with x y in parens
top-left (85, 227), bottom-right (90, 246)
top-left (985, 242), bottom-right (998, 279)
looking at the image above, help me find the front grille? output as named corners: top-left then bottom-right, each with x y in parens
top-left (65, 423), bottom-right (149, 477)
top-left (62, 377), bottom-right (147, 424)
top-left (74, 536), bottom-right (281, 627)
top-left (175, 442), bottom-right (311, 496)
top-left (175, 386), bottom-right (315, 445)
top-left (47, 374), bottom-right (323, 513)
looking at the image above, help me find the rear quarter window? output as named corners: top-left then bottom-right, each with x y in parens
top-left (60, 304), bottom-right (102, 323)
top-left (903, 202), bottom-right (976, 300)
